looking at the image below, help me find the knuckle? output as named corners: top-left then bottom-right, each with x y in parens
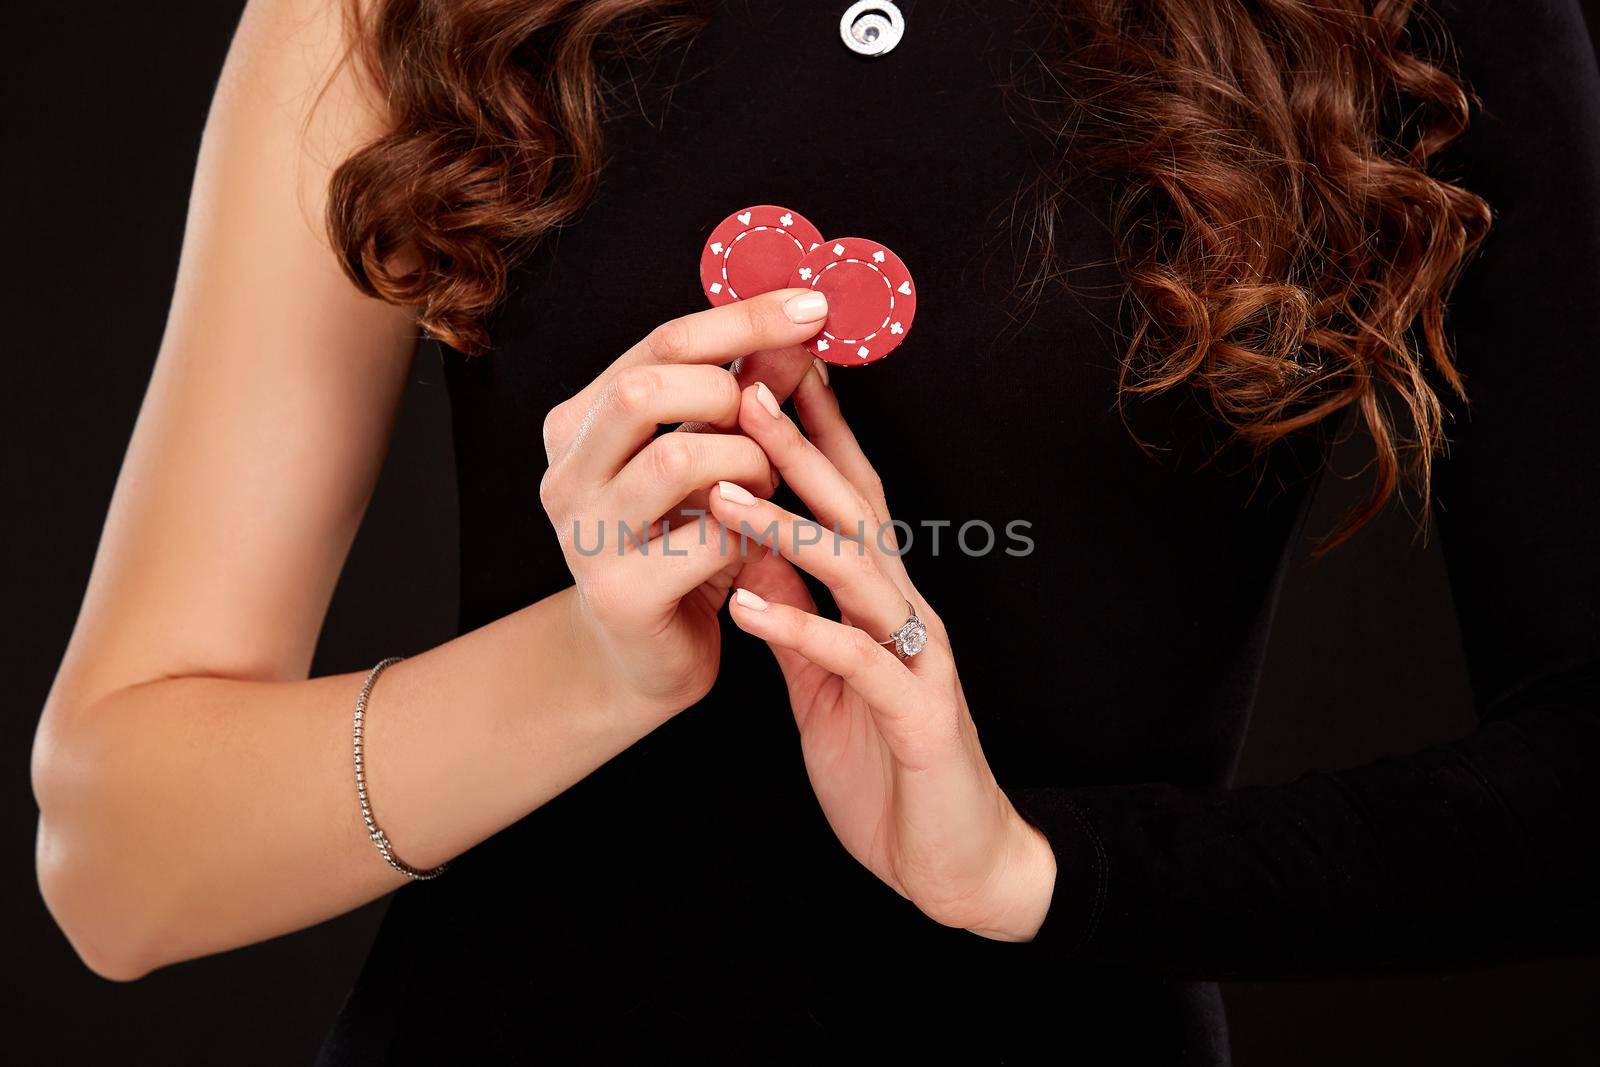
top-left (850, 489), bottom-right (880, 526)
top-left (710, 366), bottom-right (742, 413)
top-left (645, 318), bottom-right (693, 363)
top-left (844, 629), bottom-right (881, 670)
top-left (536, 465), bottom-right (565, 516)
top-left (742, 294), bottom-right (783, 339)
top-left (609, 366), bottom-right (661, 417)
top-left (862, 471), bottom-right (887, 506)
top-left (732, 433), bottom-right (769, 473)
top-left (647, 432), bottom-right (698, 483)
top-left (844, 541), bottom-right (880, 584)
top-left (541, 404), bottom-right (574, 460)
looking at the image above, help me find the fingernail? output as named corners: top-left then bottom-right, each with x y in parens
top-left (733, 588), bottom-right (769, 611)
top-left (754, 381), bottom-right (782, 419)
top-left (718, 480), bottom-right (757, 506)
top-left (783, 291), bottom-right (828, 323)
top-left (811, 357), bottom-right (830, 387)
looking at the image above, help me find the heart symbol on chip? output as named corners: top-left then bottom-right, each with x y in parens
top-left (698, 205), bottom-right (824, 308)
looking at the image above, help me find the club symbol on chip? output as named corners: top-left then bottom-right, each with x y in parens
top-left (788, 236), bottom-right (917, 368)
top-left (699, 205), bottom-right (825, 307)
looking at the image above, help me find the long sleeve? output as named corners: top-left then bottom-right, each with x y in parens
top-left (1009, 0), bottom-right (1600, 976)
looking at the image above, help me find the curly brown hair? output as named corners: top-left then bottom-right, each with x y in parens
top-left (327, 0), bottom-right (1490, 547)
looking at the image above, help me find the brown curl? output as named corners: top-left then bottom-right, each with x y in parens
top-left (1027, 0), bottom-right (1491, 547)
top-left (328, 0), bottom-right (1490, 548)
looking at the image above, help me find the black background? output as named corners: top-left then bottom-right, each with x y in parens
top-left (3, 3), bottom-right (1597, 1063)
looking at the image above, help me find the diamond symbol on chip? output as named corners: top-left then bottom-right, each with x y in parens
top-left (738, 211), bottom-right (752, 225)
top-left (710, 282), bottom-right (723, 294)
top-left (832, 243), bottom-right (846, 256)
top-left (857, 345), bottom-right (870, 358)
top-left (779, 213), bottom-right (794, 226)
top-left (798, 267), bottom-right (813, 281)
top-left (872, 250), bottom-right (885, 263)
top-left (889, 321), bottom-right (903, 335)
top-left (897, 280), bottom-right (912, 295)
top-left (809, 243), bottom-right (820, 251)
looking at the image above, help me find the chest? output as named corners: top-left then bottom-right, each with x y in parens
top-left (444, 0), bottom-right (1320, 786)
top-left (483, 0), bottom-right (1134, 515)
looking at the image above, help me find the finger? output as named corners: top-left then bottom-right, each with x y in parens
top-left (732, 550), bottom-right (834, 710)
top-left (615, 288), bottom-right (828, 371)
top-left (557, 364), bottom-right (742, 485)
top-left (679, 343), bottom-right (815, 436)
top-left (727, 588), bottom-right (918, 717)
top-left (708, 479), bottom-right (915, 648)
top-left (735, 381), bottom-right (891, 557)
top-left (791, 361), bottom-right (891, 524)
top-left (596, 518), bottom-right (747, 611)
top-left (603, 432), bottom-right (774, 527)
top-left (544, 289), bottom-right (829, 460)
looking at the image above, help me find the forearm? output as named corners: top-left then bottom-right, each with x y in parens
top-left (34, 584), bottom-right (657, 979)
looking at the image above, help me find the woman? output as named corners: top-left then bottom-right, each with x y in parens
top-left (31, 0), bottom-right (1597, 1061)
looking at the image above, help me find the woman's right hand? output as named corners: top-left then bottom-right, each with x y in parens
top-left (537, 288), bottom-right (829, 718)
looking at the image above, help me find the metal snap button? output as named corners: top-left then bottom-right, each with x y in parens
top-left (840, 1), bottom-right (905, 58)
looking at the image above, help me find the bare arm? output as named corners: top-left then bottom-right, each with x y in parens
top-left (31, 0), bottom-right (826, 980)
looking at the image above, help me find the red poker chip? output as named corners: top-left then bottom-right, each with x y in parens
top-left (788, 237), bottom-right (916, 366)
top-left (699, 205), bottom-right (824, 306)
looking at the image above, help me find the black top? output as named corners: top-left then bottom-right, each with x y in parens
top-left (318, 1), bottom-right (1600, 1062)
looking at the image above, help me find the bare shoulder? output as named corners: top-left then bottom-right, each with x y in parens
top-left (200, 0), bottom-right (390, 258)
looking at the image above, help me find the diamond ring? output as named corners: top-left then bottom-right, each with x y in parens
top-left (878, 601), bottom-right (928, 659)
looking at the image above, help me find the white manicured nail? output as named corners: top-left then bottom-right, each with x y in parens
top-left (783, 292), bottom-right (828, 323)
top-left (811, 358), bottom-right (830, 387)
top-left (718, 480), bottom-right (757, 506)
top-left (733, 588), bottom-right (769, 611)
top-left (754, 381), bottom-right (782, 419)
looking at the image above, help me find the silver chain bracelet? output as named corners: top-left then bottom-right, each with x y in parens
top-left (353, 657), bottom-right (450, 880)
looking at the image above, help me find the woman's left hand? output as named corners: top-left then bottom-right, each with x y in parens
top-left (708, 366), bottom-right (1057, 942)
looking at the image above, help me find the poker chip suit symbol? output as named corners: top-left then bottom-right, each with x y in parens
top-left (699, 205), bottom-right (824, 306)
top-left (698, 206), bottom-right (917, 367)
top-left (788, 236), bottom-right (916, 367)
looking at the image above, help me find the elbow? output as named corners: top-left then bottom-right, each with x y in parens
top-left (32, 713), bottom-right (162, 983)
top-left (34, 822), bottom-right (159, 983)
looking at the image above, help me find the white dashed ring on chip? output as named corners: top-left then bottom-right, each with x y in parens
top-left (789, 236), bottom-right (917, 367)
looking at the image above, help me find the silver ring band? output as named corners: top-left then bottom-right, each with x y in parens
top-left (878, 600), bottom-right (928, 658)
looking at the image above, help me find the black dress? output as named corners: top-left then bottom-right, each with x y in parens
top-left (318, 1), bottom-right (1600, 1061)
